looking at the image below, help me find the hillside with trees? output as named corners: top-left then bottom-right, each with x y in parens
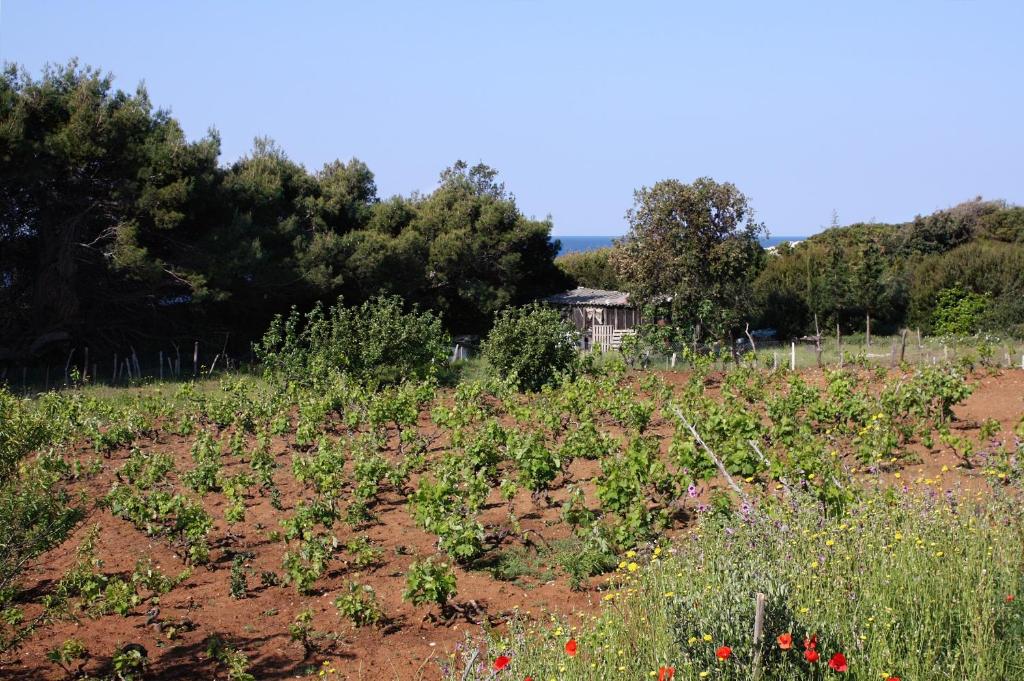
top-left (752, 199), bottom-right (1024, 338)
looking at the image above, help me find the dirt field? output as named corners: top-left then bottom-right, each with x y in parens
top-left (3, 368), bottom-right (1022, 681)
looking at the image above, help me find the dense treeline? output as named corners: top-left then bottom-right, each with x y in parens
top-left (559, 198), bottom-right (1024, 340)
top-left (752, 199), bottom-right (1024, 338)
top-left (0, 62), bottom-right (567, 363)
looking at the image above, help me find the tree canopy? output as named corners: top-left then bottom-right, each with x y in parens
top-left (611, 177), bottom-right (767, 341)
top-left (0, 62), bottom-right (568, 361)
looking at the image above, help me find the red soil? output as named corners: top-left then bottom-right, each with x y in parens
top-left (2, 369), bottom-right (1021, 681)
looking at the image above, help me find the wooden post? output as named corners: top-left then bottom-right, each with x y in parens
top-left (899, 328), bottom-right (908, 364)
top-left (193, 341), bottom-right (199, 377)
top-left (752, 592), bottom-right (766, 679)
top-left (790, 342), bottom-right (796, 371)
top-left (159, 351), bottom-right (164, 381)
top-left (670, 352), bottom-right (677, 368)
top-left (773, 352), bottom-right (778, 370)
top-left (836, 323), bottom-right (841, 366)
top-left (64, 348), bottom-right (75, 386)
top-left (113, 354), bottom-right (119, 383)
top-left (866, 313), bottom-right (871, 347)
top-left (813, 314), bottom-right (822, 368)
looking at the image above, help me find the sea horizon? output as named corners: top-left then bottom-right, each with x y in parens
top-left (554, 234), bottom-right (807, 255)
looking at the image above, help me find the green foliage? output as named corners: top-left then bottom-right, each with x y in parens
top-left (614, 177), bottom-right (767, 340)
top-left (932, 286), bottom-right (990, 335)
top-left (111, 644), bottom-right (148, 681)
top-left (556, 247), bottom-right (624, 290)
top-left (403, 557), bottom-right (458, 608)
top-left (206, 636), bottom-right (256, 681)
top-left (334, 582), bottom-right (384, 627)
top-left (45, 638), bottom-right (88, 677)
top-left (448, 488), bottom-right (1024, 681)
top-left (482, 304), bottom-right (580, 392)
top-left (256, 296), bottom-right (450, 386)
top-left (755, 199), bottom-right (1024, 337)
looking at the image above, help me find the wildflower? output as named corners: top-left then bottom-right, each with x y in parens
top-left (777, 632), bottom-right (793, 650)
top-left (1007, 594), bottom-right (1015, 603)
top-left (565, 640), bottom-right (577, 656)
top-left (828, 652), bottom-right (848, 672)
top-left (702, 634), bottom-right (713, 642)
top-left (658, 666), bottom-right (675, 681)
top-left (494, 655), bottom-right (511, 671)
top-left (715, 646), bottom-right (731, 661)
top-left (627, 562), bottom-right (639, 573)
top-left (805, 649), bottom-right (820, 663)
top-left (804, 634), bottom-right (818, 650)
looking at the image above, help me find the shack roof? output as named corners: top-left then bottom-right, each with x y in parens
top-left (544, 287), bottom-right (632, 307)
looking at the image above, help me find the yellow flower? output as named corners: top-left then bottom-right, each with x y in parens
top-left (825, 539), bottom-right (835, 547)
top-left (700, 672), bottom-right (710, 679)
top-left (626, 550), bottom-right (637, 558)
top-left (688, 636), bottom-right (698, 645)
top-left (702, 633), bottom-right (713, 642)
top-left (941, 465), bottom-right (949, 473)
top-left (810, 561), bottom-right (820, 569)
top-left (894, 472), bottom-right (901, 479)
top-left (627, 562), bottom-right (639, 573)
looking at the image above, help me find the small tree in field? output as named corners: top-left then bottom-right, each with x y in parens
top-left (612, 177), bottom-right (766, 345)
top-left (482, 304), bottom-right (580, 392)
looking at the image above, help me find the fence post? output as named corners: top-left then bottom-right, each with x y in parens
top-left (752, 592), bottom-right (766, 679)
top-left (790, 342), bottom-right (796, 371)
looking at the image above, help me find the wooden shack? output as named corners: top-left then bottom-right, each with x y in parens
top-left (544, 287), bottom-right (640, 351)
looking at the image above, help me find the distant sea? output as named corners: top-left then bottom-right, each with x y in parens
top-left (555, 234), bottom-right (804, 255)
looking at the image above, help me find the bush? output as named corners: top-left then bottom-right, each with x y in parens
top-left (932, 286), bottom-right (989, 336)
top-left (255, 296), bottom-right (450, 386)
top-left (481, 304), bottom-right (580, 392)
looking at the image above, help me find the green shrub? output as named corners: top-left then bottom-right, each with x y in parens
top-left (255, 295), bottom-right (450, 386)
top-left (932, 285), bottom-right (989, 335)
top-left (482, 304), bottom-right (580, 391)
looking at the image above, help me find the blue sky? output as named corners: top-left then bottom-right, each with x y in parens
top-left (2, 1), bottom-right (1022, 236)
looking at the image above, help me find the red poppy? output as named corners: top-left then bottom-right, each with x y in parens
top-left (658, 667), bottom-right (675, 681)
top-left (493, 655), bottom-right (511, 671)
top-left (804, 634), bottom-right (818, 650)
top-left (565, 639), bottom-right (577, 656)
top-left (828, 652), bottom-right (848, 672)
top-left (805, 649), bottom-right (820, 663)
top-left (885, 677), bottom-right (901, 681)
top-left (777, 632), bottom-right (793, 650)
top-left (1007, 594), bottom-right (1015, 603)
top-left (715, 646), bottom-right (732, 661)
